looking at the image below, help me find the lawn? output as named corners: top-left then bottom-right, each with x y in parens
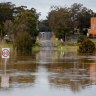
top-left (90, 38), bottom-right (96, 43)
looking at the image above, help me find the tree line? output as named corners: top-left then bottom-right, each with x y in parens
top-left (0, 2), bottom-right (96, 51)
top-left (39, 3), bottom-right (96, 41)
top-left (0, 2), bottom-right (40, 51)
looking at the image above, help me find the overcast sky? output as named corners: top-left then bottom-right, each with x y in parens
top-left (1, 0), bottom-right (96, 19)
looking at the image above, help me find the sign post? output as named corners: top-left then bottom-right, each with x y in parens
top-left (1, 48), bottom-right (10, 88)
top-left (2, 48), bottom-right (10, 59)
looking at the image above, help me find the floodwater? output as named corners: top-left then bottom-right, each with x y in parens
top-left (0, 49), bottom-right (96, 96)
top-left (0, 31), bottom-right (96, 96)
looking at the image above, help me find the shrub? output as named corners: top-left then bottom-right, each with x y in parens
top-left (32, 37), bottom-right (36, 44)
top-left (14, 32), bottom-right (33, 51)
top-left (77, 35), bottom-right (87, 43)
top-left (89, 34), bottom-right (93, 38)
top-left (78, 39), bottom-right (95, 53)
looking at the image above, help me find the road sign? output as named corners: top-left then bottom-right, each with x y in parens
top-left (2, 48), bottom-right (10, 58)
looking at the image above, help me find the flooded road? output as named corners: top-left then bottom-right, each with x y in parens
top-left (0, 50), bottom-right (96, 96)
top-left (0, 32), bottom-right (96, 96)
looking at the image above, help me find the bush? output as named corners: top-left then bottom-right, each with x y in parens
top-left (89, 34), bottom-right (93, 38)
top-left (14, 32), bottom-right (33, 51)
top-left (5, 39), bottom-right (11, 43)
top-left (77, 35), bottom-right (87, 43)
top-left (32, 37), bottom-right (36, 44)
top-left (78, 39), bottom-right (95, 53)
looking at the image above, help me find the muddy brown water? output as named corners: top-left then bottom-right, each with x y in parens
top-left (0, 49), bottom-right (96, 96)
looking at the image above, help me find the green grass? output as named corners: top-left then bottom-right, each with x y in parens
top-left (32, 41), bottom-right (41, 52)
top-left (6, 44), bottom-right (13, 49)
top-left (64, 41), bottom-right (79, 46)
top-left (54, 45), bottom-right (66, 51)
top-left (35, 42), bottom-right (41, 46)
top-left (90, 38), bottom-right (96, 42)
top-left (51, 35), bottom-right (58, 41)
top-left (0, 41), bottom-right (13, 49)
top-left (0, 40), bottom-right (41, 53)
top-left (52, 37), bottom-right (79, 52)
top-left (54, 45), bottom-right (78, 52)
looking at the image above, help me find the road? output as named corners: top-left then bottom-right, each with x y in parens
top-left (39, 32), bottom-right (53, 50)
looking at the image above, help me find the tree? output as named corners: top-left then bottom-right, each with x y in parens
top-left (70, 3), bottom-right (96, 34)
top-left (13, 9), bottom-right (39, 51)
top-left (0, 2), bottom-right (15, 25)
top-left (38, 20), bottom-right (50, 32)
top-left (48, 6), bottom-right (73, 41)
top-left (14, 10), bottom-right (38, 37)
top-left (78, 39), bottom-right (95, 53)
top-left (0, 24), bottom-right (4, 40)
top-left (3, 20), bottom-right (13, 35)
top-left (47, 3), bottom-right (96, 39)
top-left (14, 32), bottom-right (33, 51)
top-left (13, 5), bottom-right (27, 15)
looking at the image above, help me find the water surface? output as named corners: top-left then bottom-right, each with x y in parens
top-left (0, 49), bottom-right (96, 96)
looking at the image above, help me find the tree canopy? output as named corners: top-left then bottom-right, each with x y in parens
top-left (0, 2), bottom-right (15, 25)
top-left (47, 3), bottom-right (96, 40)
top-left (14, 10), bottom-right (38, 37)
top-left (70, 3), bottom-right (96, 33)
top-left (47, 6), bottom-right (73, 41)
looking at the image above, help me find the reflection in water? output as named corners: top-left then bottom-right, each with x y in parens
top-left (48, 63), bottom-right (90, 92)
top-left (36, 50), bottom-right (53, 64)
top-left (0, 59), bottom-right (10, 89)
top-left (90, 61), bottom-right (96, 82)
top-left (1, 74), bottom-right (9, 88)
top-left (0, 50), bottom-right (96, 96)
top-left (0, 53), bottom-right (37, 89)
top-left (36, 50), bottom-right (95, 93)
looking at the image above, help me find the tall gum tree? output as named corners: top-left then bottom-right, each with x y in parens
top-left (14, 10), bottom-right (39, 38)
top-left (48, 6), bottom-right (73, 41)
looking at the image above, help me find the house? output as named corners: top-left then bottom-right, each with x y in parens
top-left (88, 17), bottom-right (96, 37)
